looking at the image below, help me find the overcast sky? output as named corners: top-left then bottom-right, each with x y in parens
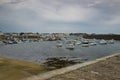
top-left (0, 0), bottom-right (120, 33)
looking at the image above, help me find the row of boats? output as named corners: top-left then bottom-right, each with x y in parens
top-left (0, 38), bottom-right (114, 49)
top-left (0, 39), bottom-right (41, 45)
top-left (56, 39), bottom-right (115, 50)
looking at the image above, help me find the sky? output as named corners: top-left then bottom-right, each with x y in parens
top-left (0, 0), bottom-right (120, 33)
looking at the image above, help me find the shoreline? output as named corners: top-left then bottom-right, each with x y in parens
top-left (24, 53), bottom-right (120, 80)
top-left (0, 53), bottom-right (119, 80)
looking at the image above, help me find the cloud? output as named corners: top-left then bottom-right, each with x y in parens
top-left (4, 0), bottom-right (99, 22)
top-left (0, 0), bottom-right (10, 4)
top-left (21, 0), bottom-right (120, 23)
top-left (0, 0), bottom-right (25, 5)
top-left (41, 6), bottom-right (98, 22)
top-left (105, 16), bottom-right (120, 25)
top-left (0, 0), bottom-right (120, 33)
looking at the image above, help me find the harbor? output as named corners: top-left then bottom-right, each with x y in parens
top-left (0, 36), bottom-right (120, 69)
top-left (0, 33), bottom-right (120, 70)
top-left (0, 0), bottom-right (120, 80)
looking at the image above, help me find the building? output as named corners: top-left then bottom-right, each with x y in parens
top-left (0, 31), bottom-right (4, 36)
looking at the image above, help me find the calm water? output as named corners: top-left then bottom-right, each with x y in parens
top-left (0, 41), bottom-right (120, 64)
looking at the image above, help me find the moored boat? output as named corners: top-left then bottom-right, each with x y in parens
top-left (82, 40), bottom-right (89, 47)
top-left (0, 41), bottom-right (4, 46)
top-left (89, 40), bottom-right (97, 46)
top-left (107, 39), bottom-right (114, 44)
top-left (56, 43), bottom-right (62, 47)
top-left (99, 39), bottom-right (107, 45)
top-left (82, 43), bottom-right (89, 47)
top-left (76, 41), bottom-right (81, 45)
top-left (66, 44), bottom-right (75, 50)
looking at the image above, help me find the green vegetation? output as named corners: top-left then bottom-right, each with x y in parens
top-left (70, 33), bottom-right (120, 40)
top-left (83, 34), bottom-right (120, 40)
top-left (0, 57), bottom-right (47, 80)
top-left (44, 57), bottom-right (83, 70)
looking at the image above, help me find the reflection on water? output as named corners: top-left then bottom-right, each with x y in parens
top-left (0, 41), bottom-right (120, 69)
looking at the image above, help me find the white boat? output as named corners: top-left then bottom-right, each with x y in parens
top-left (89, 42), bottom-right (97, 46)
top-left (0, 41), bottom-right (4, 46)
top-left (7, 40), bottom-right (14, 44)
top-left (99, 39), bottom-right (107, 44)
top-left (66, 44), bottom-right (75, 50)
top-left (82, 43), bottom-right (89, 47)
top-left (82, 40), bottom-right (89, 44)
top-left (89, 40), bottom-right (97, 46)
top-left (82, 40), bottom-right (89, 47)
top-left (17, 40), bottom-right (23, 44)
top-left (107, 39), bottom-right (114, 44)
top-left (76, 41), bottom-right (81, 45)
top-left (56, 43), bottom-right (62, 47)
top-left (66, 40), bottom-right (75, 45)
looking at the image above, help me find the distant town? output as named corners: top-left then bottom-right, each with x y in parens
top-left (0, 31), bottom-right (120, 41)
top-left (0, 31), bottom-right (120, 46)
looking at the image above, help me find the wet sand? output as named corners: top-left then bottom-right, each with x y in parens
top-left (47, 54), bottom-right (120, 80)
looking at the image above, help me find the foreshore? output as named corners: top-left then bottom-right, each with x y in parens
top-left (0, 53), bottom-right (119, 80)
top-left (25, 53), bottom-right (120, 80)
top-left (0, 57), bottom-right (47, 80)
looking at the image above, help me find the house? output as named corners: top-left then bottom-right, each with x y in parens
top-left (0, 31), bottom-right (4, 36)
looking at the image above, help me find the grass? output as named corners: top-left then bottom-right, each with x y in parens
top-left (0, 57), bottom-right (47, 80)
